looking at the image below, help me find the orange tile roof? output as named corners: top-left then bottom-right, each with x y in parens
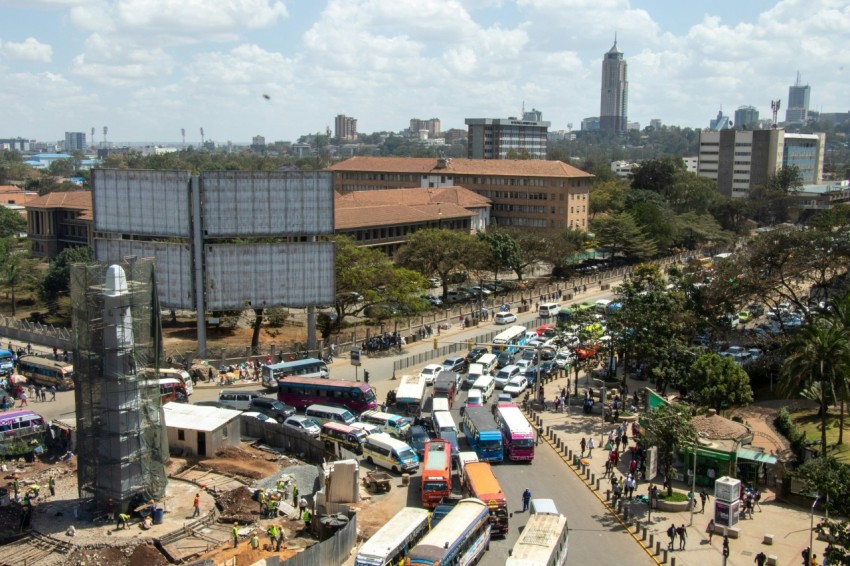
top-left (335, 187), bottom-right (484, 230)
top-left (25, 190), bottom-right (93, 212)
top-left (328, 156), bottom-right (593, 178)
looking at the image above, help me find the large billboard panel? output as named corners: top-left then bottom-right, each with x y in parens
top-left (204, 242), bottom-right (335, 310)
top-left (201, 171), bottom-right (334, 237)
top-left (93, 169), bottom-right (191, 237)
top-left (94, 239), bottom-right (194, 309)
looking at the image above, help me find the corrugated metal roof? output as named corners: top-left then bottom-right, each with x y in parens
top-left (163, 403), bottom-right (242, 432)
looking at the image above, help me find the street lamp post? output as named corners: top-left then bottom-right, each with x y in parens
top-left (809, 494), bottom-right (821, 566)
top-left (688, 444), bottom-right (697, 526)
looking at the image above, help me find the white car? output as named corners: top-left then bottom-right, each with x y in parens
top-left (494, 312), bottom-right (517, 325)
top-left (282, 416), bottom-right (321, 437)
top-left (554, 350), bottom-right (575, 369)
top-left (503, 375), bottom-right (529, 397)
top-left (419, 363), bottom-right (443, 385)
top-left (515, 359), bottom-right (533, 372)
top-left (495, 365), bottom-right (520, 389)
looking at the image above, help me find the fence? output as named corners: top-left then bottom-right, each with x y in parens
top-left (0, 316), bottom-right (72, 351)
top-left (240, 416), bottom-right (326, 465)
top-left (252, 511), bottom-right (356, 566)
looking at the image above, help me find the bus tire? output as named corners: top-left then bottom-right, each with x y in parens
top-left (392, 465), bottom-right (399, 473)
top-left (276, 416), bottom-right (285, 424)
top-left (366, 456), bottom-right (374, 465)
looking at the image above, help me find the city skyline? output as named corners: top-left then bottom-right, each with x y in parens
top-left (1, 0), bottom-right (848, 144)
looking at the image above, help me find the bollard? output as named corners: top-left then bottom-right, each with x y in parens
top-left (641, 526), bottom-right (647, 540)
top-left (595, 478), bottom-right (601, 491)
top-left (662, 549), bottom-right (668, 564)
top-left (623, 506), bottom-right (629, 521)
top-left (671, 557), bottom-right (676, 566)
top-left (654, 542), bottom-right (660, 556)
top-left (585, 467), bottom-right (591, 479)
top-left (649, 534), bottom-right (655, 549)
top-left (605, 490), bottom-right (611, 501)
top-left (567, 449), bottom-right (573, 460)
top-left (546, 426), bottom-right (551, 437)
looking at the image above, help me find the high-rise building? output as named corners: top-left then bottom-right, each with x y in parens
top-left (650, 119), bottom-right (662, 130)
top-left (64, 131), bottom-right (87, 152)
top-left (581, 117), bottom-right (600, 131)
top-left (599, 39), bottom-right (628, 132)
top-left (709, 109), bottom-right (732, 131)
top-left (734, 106), bottom-right (760, 130)
top-left (465, 110), bottom-right (550, 159)
top-left (334, 114), bottom-right (358, 141)
top-left (697, 129), bottom-right (824, 198)
top-left (785, 73), bottom-right (811, 125)
top-left (409, 118), bottom-right (441, 139)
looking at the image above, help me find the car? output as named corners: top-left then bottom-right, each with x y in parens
top-left (494, 312), bottom-right (517, 325)
top-left (503, 375), bottom-right (529, 397)
top-left (249, 397), bottom-right (296, 423)
top-left (429, 277), bottom-right (442, 288)
top-left (747, 303), bottom-right (765, 317)
top-left (468, 286), bottom-right (492, 296)
top-left (495, 365), bottom-right (520, 389)
top-left (496, 350), bottom-right (517, 369)
top-left (539, 360), bottom-right (557, 379)
top-left (337, 291), bottom-right (363, 304)
top-left (419, 363), bottom-right (443, 385)
top-left (515, 359), bottom-right (533, 372)
top-left (539, 347), bottom-right (557, 361)
top-left (425, 295), bottom-right (443, 306)
top-left (282, 415), bottom-right (321, 437)
top-left (737, 309), bottom-right (753, 323)
top-left (242, 411), bottom-right (270, 422)
top-left (408, 425), bottom-right (430, 457)
top-left (554, 350), bottom-right (574, 369)
top-left (520, 349), bottom-right (539, 363)
top-left (747, 348), bottom-right (764, 362)
top-left (466, 347), bottom-right (489, 364)
top-left (442, 356), bottom-right (467, 374)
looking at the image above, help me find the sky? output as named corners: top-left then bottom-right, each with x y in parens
top-left (0, 0), bottom-right (848, 146)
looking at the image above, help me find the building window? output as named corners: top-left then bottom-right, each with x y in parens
top-left (178, 429), bottom-right (185, 441)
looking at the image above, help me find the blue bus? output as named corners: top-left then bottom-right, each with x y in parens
top-left (461, 406), bottom-right (503, 462)
top-left (407, 498), bottom-right (491, 566)
top-left (0, 349), bottom-right (14, 377)
top-left (492, 325), bottom-right (528, 354)
top-left (261, 358), bottom-right (329, 388)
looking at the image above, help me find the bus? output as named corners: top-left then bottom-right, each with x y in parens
top-left (505, 512), bottom-right (569, 566)
top-left (277, 377), bottom-right (377, 413)
top-left (463, 462), bottom-right (509, 536)
top-left (321, 422), bottom-right (368, 455)
top-left (406, 498), bottom-right (491, 566)
top-left (0, 410), bottom-right (46, 438)
top-left (157, 368), bottom-right (194, 396)
top-left (262, 358), bottom-right (329, 388)
top-left (492, 325), bottom-right (528, 354)
top-left (495, 404), bottom-right (535, 462)
top-left (355, 507), bottom-right (430, 566)
top-left (158, 378), bottom-right (189, 404)
top-left (0, 349), bottom-right (14, 377)
top-left (17, 357), bottom-right (74, 390)
top-left (461, 406), bottom-right (503, 463)
top-left (392, 374), bottom-right (426, 417)
top-left (421, 438), bottom-right (452, 508)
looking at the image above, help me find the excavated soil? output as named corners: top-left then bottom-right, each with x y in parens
top-left (195, 445), bottom-right (280, 480)
top-left (64, 542), bottom-right (170, 566)
top-left (217, 486), bottom-right (259, 524)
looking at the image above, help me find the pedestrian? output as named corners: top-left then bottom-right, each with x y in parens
top-left (48, 475), bottom-right (55, 497)
top-left (40, 387), bottom-right (46, 402)
top-left (192, 493), bottom-right (201, 517)
top-left (302, 508), bottom-right (312, 530)
top-left (604, 459), bottom-right (613, 477)
top-left (258, 488), bottom-right (266, 516)
top-left (267, 496), bottom-right (277, 518)
top-left (106, 498), bottom-right (114, 521)
top-left (587, 437), bottom-right (595, 458)
top-left (755, 551), bottom-right (767, 566)
top-left (117, 513), bottom-right (131, 529)
top-left (232, 521), bottom-right (240, 548)
top-left (12, 477), bottom-right (19, 498)
top-left (754, 489), bottom-right (762, 511)
top-left (250, 531), bottom-right (260, 549)
top-left (677, 524), bottom-right (687, 550)
top-left (706, 518), bottom-right (715, 543)
top-left (621, 430), bottom-right (628, 446)
top-left (667, 524), bottom-right (676, 550)
top-left (267, 524), bottom-right (277, 548)
top-left (537, 426), bottom-right (543, 446)
top-left (292, 483), bottom-right (299, 507)
top-left (700, 489), bottom-right (709, 513)
top-left (522, 488), bottom-right (531, 512)
top-left (276, 523), bottom-right (285, 551)
top-left (580, 437), bottom-right (587, 456)
top-left (18, 391), bottom-right (27, 408)
top-left (49, 386), bottom-right (56, 401)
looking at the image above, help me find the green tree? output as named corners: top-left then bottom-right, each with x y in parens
top-left (747, 166), bottom-right (803, 224)
top-left (396, 229), bottom-right (478, 300)
top-left (0, 238), bottom-right (39, 316)
top-left (824, 291), bottom-right (850, 445)
top-left (641, 402), bottom-right (699, 496)
top-left (476, 230), bottom-right (519, 281)
top-left (792, 456), bottom-right (850, 563)
top-left (0, 206), bottom-right (26, 238)
top-left (630, 157), bottom-right (684, 200)
top-left (38, 246), bottom-right (93, 314)
top-left (502, 228), bottom-right (549, 281)
top-left (592, 212), bottom-right (656, 261)
top-left (589, 179), bottom-right (628, 220)
top-left (539, 228), bottom-right (586, 276)
top-left (686, 353), bottom-right (753, 411)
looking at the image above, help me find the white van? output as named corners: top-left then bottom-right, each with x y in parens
top-left (360, 410), bottom-right (411, 440)
top-left (431, 397), bottom-right (450, 415)
top-left (217, 390), bottom-right (265, 411)
top-left (476, 353), bottom-right (498, 376)
top-left (465, 363), bottom-right (485, 389)
top-left (595, 299), bottom-right (612, 313)
top-left (539, 302), bottom-right (560, 317)
top-left (530, 498), bottom-right (560, 516)
top-left (362, 433), bottom-right (419, 474)
top-left (471, 374), bottom-right (496, 402)
top-left (305, 404), bottom-right (356, 426)
top-left (432, 410), bottom-right (457, 435)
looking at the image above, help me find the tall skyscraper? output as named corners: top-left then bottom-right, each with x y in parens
top-left (734, 106), bottom-right (760, 130)
top-left (785, 72), bottom-right (811, 125)
top-left (599, 38), bottom-right (628, 132)
top-left (334, 114), bottom-right (358, 141)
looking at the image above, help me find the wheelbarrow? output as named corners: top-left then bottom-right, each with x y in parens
top-left (362, 470), bottom-right (392, 492)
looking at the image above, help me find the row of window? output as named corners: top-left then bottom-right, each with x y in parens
top-left (346, 220), bottom-right (470, 242)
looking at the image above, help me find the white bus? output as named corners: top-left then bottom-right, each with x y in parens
top-left (355, 507), bottom-right (430, 566)
top-left (407, 498), bottom-right (491, 566)
top-left (492, 325), bottom-right (529, 354)
top-left (393, 374), bottom-right (426, 417)
top-left (506, 512), bottom-right (569, 566)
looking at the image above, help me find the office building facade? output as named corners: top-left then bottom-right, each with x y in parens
top-left (64, 132), bottom-right (87, 152)
top-left (334, 114), bottom-right (358, 141)
top-left (734, 106), bottom-right (760, 130)
top-left (600, 40), bottom-right (628, 132)
top-left (409, 118), bottom-right (441, 139)
top-left (465, 110), bottom-right (550, 160)
top-left (785, 74), bottom-right (810, 125)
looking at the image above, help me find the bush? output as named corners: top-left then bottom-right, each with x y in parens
top-left (658, 491), bottom-right (688, 502)
top-left (774, 407), bottom-right (807, 463)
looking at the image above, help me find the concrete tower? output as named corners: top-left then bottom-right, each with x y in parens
top-left (600, 37), bottom-right (628, 132)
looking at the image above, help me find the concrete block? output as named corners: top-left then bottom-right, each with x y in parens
top-left (766, 556), bottom-right (778, 566)
top-left (763, 533), bottom-right (774, 545)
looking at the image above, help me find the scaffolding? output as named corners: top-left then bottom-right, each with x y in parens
top-left (71, 258), bottom-right (168, 513)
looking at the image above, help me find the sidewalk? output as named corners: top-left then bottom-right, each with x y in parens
top-left (525, 373), bottom-right (826, 566)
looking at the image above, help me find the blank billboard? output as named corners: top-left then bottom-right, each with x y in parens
top-left (204, 242), bottom-right (335, 310)
top-left (94, 239), bottom-right (194, 309)
top-left (93, 169), bottom-right (191, 237)
top-left (201, 171), bottom-right (334, 237)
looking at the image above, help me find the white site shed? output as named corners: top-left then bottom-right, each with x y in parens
top-left (163, 403), bottom-right (242, 457)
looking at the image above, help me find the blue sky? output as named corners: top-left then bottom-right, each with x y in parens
top-left (0, 0), bottom-right (847, 146)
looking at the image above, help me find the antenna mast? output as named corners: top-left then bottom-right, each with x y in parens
top-left (771, 100), bottom-right (781, 128)
top-left (102, 126), bottom-right (108, 148)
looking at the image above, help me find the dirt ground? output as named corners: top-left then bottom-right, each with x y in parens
top-left (64, 542), bottom-right (170, 566)
top-left (194, 445), bottom-right (281, 480)
top-left (162, 317), bottom-right (307, 351)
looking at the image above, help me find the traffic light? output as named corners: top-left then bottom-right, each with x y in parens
top-left (433, 338), bottom-right (438, 350)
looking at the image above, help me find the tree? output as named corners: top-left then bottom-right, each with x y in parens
top-left (792, 456), bottom-right (850, 563)
top-left (630, 157), bottom-right (684, 200)
top-left (686, 353), bottom-right (753, 411)
top-left (0, 238), bottom-right (39, 316)
top-left (782, 318), bottom-right (850, 457)
top-left (540, 228), bottom-right (586, 276)
top-left (476, 230), bottom-right (519, 281)
top-left (824, 291), bottom-right (850, 445)
top-left (747, 166), bottom-right (803, 225)
top-left (0, 206), bottom-right (26, 238)
top-left (641, 402), bottom-right (698, 496)
top-left (38, 246), bottom-right (93, 314)
top-left (502, 228), bottom-right (549, 281)
top-left (592, 212), bottom-right (656, 261)
top-left (589, 179), bottom-right (628, 220)
top-left (396, 229), bottom-right (478, 300)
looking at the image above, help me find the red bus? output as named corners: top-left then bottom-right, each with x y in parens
top-left (495, 404), bottom-right (535, 462)
top-left (463, 461), bottom-right (509, 536)
top-left (421, 438), bottom-right (452, 508)
top-left (276, 377), bottom-right (377, 413)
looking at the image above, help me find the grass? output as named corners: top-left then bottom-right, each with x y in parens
top-left (658, 491), bottom-right (688, 502)
top-left (791, 408), bottom-right (850, 464)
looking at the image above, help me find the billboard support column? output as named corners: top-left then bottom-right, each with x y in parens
top-left (307, 305), bottom-right (317, 352)
top-left (191, 176), bottom-right (207, 358)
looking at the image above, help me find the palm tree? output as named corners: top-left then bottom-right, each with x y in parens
top-left (824, 292), bottom-right (850, 445)
top-left (782, 319), bottom-right (850, 457)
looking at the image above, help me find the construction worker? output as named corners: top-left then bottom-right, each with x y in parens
top-left (292, 484), bottom-right (299, 507)
top-left (12, 478), bottom-right (19, 499)
top-left (276, 523), bottom-right (285, 551)
top-left (48, 476), bottom-right (55, 497)
top-left (258, 488), bottom-right (266, 517)
top-left (267, 495), bottom-right (277, 518)
top-left (116, 513), bottom-right (131, 529)
top-left (276, 476), bottom-right (285, 491)
top-left (250, 531), bottom-right (260, 550)
top-left (232, 522), bottom-right (240, 548)
top-left (302, 507), bottom-right (312, 530)
top-left (267, 524), bottom-right (278, 548)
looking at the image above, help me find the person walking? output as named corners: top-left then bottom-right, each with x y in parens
top-left (192, 493), bottom-right (201, 518)
top-left (667, 524), bottom-right (676, 551)
top-left (706, 519), bottom-right (715, 543)
top-left (700, 489), bottom-right (709, 513)
top-left (302, 507), bottom-right (312, 530)
top-left (580, 437), bottom-right (587, 456)
top-left (106, 498), bottom-right (114, 522)
top-left (677, 524), bottom-right (687, 550)
top-left (49, 386), bottom-right (56, 402)
top-left (275, 523), bottom-right (285, 551)
top-left (267, 524), bottom-right (278, 549)
top-left (754, 489), bottom-right (762, 511)
top-left (755, 551), bottom-right (767, 565)
top-left (258, 488), bottom-right (266, 517)
top-left (232, 522), bottom-right (240, 548)
top-left (522, 488), bottom-right (531, 512)
top-left (292, 484), bottom-right (299, 507)
top-left (40, 387), bottom-right (46, 402)
top-left (587, 437), bottom-right (595, 458)
top-left (250, 531), bottom-right (260, 550)
top-left (18, 391), bottom-right (27, 408)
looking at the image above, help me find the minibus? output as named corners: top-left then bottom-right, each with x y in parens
top-left (362, 433), bottom-right (419, 474)
top-left (305, 404), bottom-right (357, 426)
top-left (360, 410), bottom-right (411, 440)
top-left (471, 374), bottom-right (496, 402)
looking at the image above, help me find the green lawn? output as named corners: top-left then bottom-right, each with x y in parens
top-left (791, 408), bottom-right (850, 464)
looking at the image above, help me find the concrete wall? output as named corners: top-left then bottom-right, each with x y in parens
top-left (166, 418), bottom-right (240, 457)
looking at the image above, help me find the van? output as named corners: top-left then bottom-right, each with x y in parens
top-left (432, 410), bottom-right (457, 436)
top-left (217, 390), bottom-right (265, 411)
top-left (305, 404), bottom-right (356, 426)
top-left (471, 374), bottom-right (496, 402)
top-left (431, 397), bottom-right (450, 415)
top-left (360, 410), bottom-right (411, 440)
top-left (433, 373), bottom-right (457, 408)
top-left (477, 353), bottom-right (497, 376)
top-left (539, 302), bottom-right (560, 317)
top-left (350, 421), bottom-right (381, 436)
top-left (465, 388), bottom-right (483, 409)
top-left (465, 363), bottom-right (485, 389)
top-left (495, 365), bottom-right (520, 389)
top-left (595, 299), bottom-right (612, 312)
top-left (530, 498), bottom-right (560, 516)
top-left (362, 433), bottom-right (419, 474)
top-left (321, 422), bottom-right (368, 455)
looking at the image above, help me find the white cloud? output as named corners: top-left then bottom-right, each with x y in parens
top-left (72, 34), bottom-right (176, 87)
top-left (0, 37), bottom-right (53, 63)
